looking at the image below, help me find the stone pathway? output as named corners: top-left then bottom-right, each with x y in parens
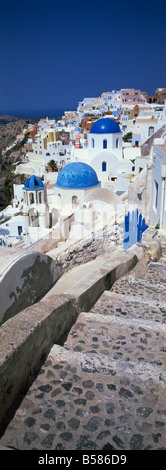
top-left (0, 239), bottom-right (166, 450)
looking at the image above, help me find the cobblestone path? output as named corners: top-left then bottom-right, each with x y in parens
top-left (0, 241), bottom-right (166, 450)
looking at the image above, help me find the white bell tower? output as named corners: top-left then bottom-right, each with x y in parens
top-left (23, 175), bottom-right (49, 231)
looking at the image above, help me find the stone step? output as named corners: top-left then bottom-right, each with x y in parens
top-left (161, 249), bottom-right (166, 258)
top-left (64, 312), bottom-right (166, 369)
top-left (90, 290), bottom-right (166, 324)
top-left (111, 275), bottom-right (166, 304)
top-left (0, 344), bottom-right (165, 451)
top-left (149, 261), bottom-right (166, 268)
top-left (145, 262), bottom-right (166, 284)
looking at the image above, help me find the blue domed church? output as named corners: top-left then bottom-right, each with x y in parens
top-left (54, 162), bottom-right (100, 211)
top-left (89, 117), bottom-right (122, 151)
top-left (72, 117), bottom-right (133, 194)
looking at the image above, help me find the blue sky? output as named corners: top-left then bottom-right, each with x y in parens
top-left (0, 0), bottom-right (166, 116)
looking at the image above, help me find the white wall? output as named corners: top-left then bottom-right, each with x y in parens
top-left (8, 215), bottom-right (24, 237)
top-left (89, 151), bottom-right (132, 192)
top-left (0, 252), bottom-right (62, 325)
top-left (54, 187), bottom-right (86, 212)
top-left (23, 226), bottom-right (51, 244)
top-left (135, 156), bottom-right (148, 174)
top-left (132, 121), bottom-right (165, 145)
top-left (90, 152), bottom-right (118, 181)
top-left (88, 132), bottom-right (122, 150)
top-left (0, 216), bottom-right (25, 245)
top-left (13, 184), bottom-right (24, 202)
top-left (150, 145), bottom-right (166, 230)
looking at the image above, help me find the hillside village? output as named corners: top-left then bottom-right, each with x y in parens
top-left (0, 88), bottom-right (166, 452)
top-left (0, 87), bottom-right (166, 250)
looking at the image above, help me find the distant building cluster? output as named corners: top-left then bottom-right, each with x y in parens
top-left (0, 87), bottom-right (166, 247)
top-left (146, 88), bottom-right (166, 104)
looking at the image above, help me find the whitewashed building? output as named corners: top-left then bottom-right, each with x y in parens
top-left (22, 175), bottom-right (50, 244)
top-left (72, 117), bottom-right (143, 194)
top-left (150, 140), bottom-right (166, 232)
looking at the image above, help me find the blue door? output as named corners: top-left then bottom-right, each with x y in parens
top-left (123, 210), bottom-right (148, 249)
top-left (18, 226), bottom-right (23, 236)
top-left (102, 161), bottom-right (107, 172)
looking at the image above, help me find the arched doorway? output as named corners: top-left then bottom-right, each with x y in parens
top-left (72, 195), bottom-right (78, 208)
top-left (102, 161), bottom-right (107, 172)
top-left (28, 208), bottom-right (39, 227)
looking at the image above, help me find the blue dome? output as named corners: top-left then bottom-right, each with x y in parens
top-left (24, 175), bottom-right (45, 190)
top-left (90, 117), bottom-right (121, 134)
top-left (54, 162), bottom-right (100, 189)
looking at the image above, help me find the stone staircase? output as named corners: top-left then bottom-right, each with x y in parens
top-left (0, 240), bottom-right (166, 451)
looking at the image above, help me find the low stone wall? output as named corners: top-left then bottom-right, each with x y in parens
top-left (0, 227), bottom-right (161, 426)
top-left (50, 221), bottom-right (124, 273)
top-left (0, 252), bottom-right (62, 326)
top-left (60, 251), bottom-right (139, 313)
top-left (0, 221), bottom-right (124, 325)
top-left (0, 294), bottom-right (77, 426)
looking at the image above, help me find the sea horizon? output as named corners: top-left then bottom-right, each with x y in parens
top-left (0, 109), bottom-right (69, 119)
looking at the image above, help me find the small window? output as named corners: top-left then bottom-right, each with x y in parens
top-left (103, 139), bottom-right (107, 149)
top-left (154, 180), bottom-right (158, 209)
top-left (91, 138), bottom-right (95, 148)
top-left (72, 195), bottom-right (78, 208)
top-left (148, 126), bottom-right (154, 137)
top-left (29, 193), bottom-right (34, 204)
top-left (116, 138), bottom-right (119, 148)
top-left (102, 161), bottom-right (107, 172)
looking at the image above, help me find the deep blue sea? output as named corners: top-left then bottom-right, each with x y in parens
top-left (1, 110), bottom-right (67, 120)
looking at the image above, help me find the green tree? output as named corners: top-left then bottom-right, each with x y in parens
top-left (123, 132), bottom-right (132, 142)
top-left (48, 160), bottom-right (58, 171)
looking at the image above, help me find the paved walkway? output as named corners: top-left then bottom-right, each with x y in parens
top-left (0, 239), bottom-right (166, 450)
